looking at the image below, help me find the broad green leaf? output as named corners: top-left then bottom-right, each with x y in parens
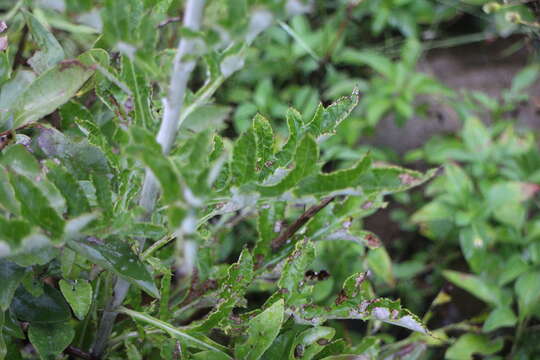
top-left (462, 117), bottom-right (490, 155)
top-left (443, 163), bottom-right (473, 200)
top-left (235, 299), bottom-right (284, 360)
top-left (0, 71), bottom-right (36, 131)
top-left (510, 64), bottom-right (539, 94)
top-left (275, 108), bottom-right (303, 167)
top-left (34, 128), bottom-right (110, 179)
top-left (1, 144), bottom-right (40, 177)
top-left (119, 307), bottom-right (231, 357)
top-left (443, 270), bottom-right (503, 307)
top-left (254, 202), bottom-right (285, 260)
top-left (46, 163), bottom-right (90, 216)
top-left (0, 261), bottom-right (25, 310)
top-left (288, 326), bottom-right (335, 360)
top-left (68, 237), bottom-right (159, 298)
top-left (8, 235), bottom-right (58, 266)
top-left (0, 217), bottom-right (32, 252)
top-left (515, 271), bottom-right (540, 319)
top-left (278, 239), bottom-right (316, 305)
top-left (23, 11), bottom-right (65, 74)
top-left (9, 172), bottom-right (64, 239)
top-left (445, 334), bottom-right (503, 360)
top-left (10, 49), bottom-right (106, 129)
top-left (91, 174), bottom-right (113, 217)
top-left (261, 328), bottom-right (303, 360)
top-left (182, 105), bottom-right (230, 136)
top-left (11, 285), bottom-right (71, 323)
top-left (74, 116), bottom-right (120, 173)
top-left (0, 166), bottom-right (19, 214)
top-left (231, 129), bottom-right (257, 186)
top-left (339, 49), bottom-right (394, 78)
top-left (367, 247), bottom-right (395, 286)
top-left (483, 307), bottom-right (517, 332)
top-left (291, 296), bottom-right (427, 333)
top-left (295, 154), bottom-right (371, 196)
top-left (59, 279), bottom-right (92, 320)
top-left (358, 166), bottom-right (438, 195)
top-left (192, 249), bottom-right (254, 332)
top-left (306, 91), bottom-right (359, 138)
top-left (257, 135), bottom-right (318, 197)
top-left (487, 182), bottom-right (526, 228)
top-left (28, 322), bottom-right (74, 360)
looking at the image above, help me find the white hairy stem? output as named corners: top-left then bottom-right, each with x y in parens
top-left (91, 1), bottom-right (206, 357)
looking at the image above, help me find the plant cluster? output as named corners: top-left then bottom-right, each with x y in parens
top-left (0, 0), bottom-right (539, 359)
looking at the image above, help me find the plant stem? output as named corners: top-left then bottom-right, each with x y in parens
top-left (91, 1), bottom-right (206, 357)
top-left (271, 196), bottom-right (335, 250)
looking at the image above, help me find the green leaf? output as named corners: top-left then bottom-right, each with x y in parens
top-left (231, 129), bottom-right (257, 186)
top-left (258, 135), bottom-right (318, 197)
top-left (11, 285), bottom-right (71, 323)
top-left (91, 174), bottom-right (113, 217)
top-left (74, 115), bottom-right (120, 173)
top-left (253, 114), bottom-right (275, 179)
top-left (23, 11), bottom-right (65, 74)
top-left (306, 91), bottom-right (359, 138)
top-left (358, 166), bottom-right (438, 195)
top-left (183, 105), bottom-right (230, 136)
top-left (445, 334), bottom-right (503, 360)
top-left (462, 117), bottom-right (490, 155)
top-left (35, 128), bottom-right (111, 179)
top-left (58, 279), bottom-right (92, 320)
top-left (0, 261), bottom-right (25, 311)
top-left (46, 163), bottom-right (90, 217)
top-left (9, 49), bottom-right (106, 129)
top-left (191, 249), bottom-right (254, 332)
top-left (278, 239), bottom-right (316, 305)
top-left (235, 299), bottom-right (284, 360)
top-left (275, 108), bottom-right (303, 167)
top-left (295, 154), bottom-right (371, 196)
top-left (192, 351), bottom-right (231, 360)
top-left (0, 166), bottom-right (19, 214)
top-left (443, 270), bottom-right (503, 307)
top-left (367, 247), bottom-right (395, 287)
top-left (339, 49), bottom-right (393, 77)
top-left (122, 56), bottom-right (153, 128)
top-left (487, 182), bottom-right (526, 228)
top-left (1, 144), bottom-right (40, 177)
top-left (288, 326), bottom-right (335, 360)
top-left (119, 307), bottom-right (231, 357)
top-left (127, 128), bottom-right (182, 204)
top-left (9, 172), bottom-right (64, 239)
top-left (510, 64), bottom-right (539, 94)
top-left (68, 237), bottom-right (159, 298)
top-left (28, 322), bottom-right (75, 360)
top-left (254, 202), bottom-right (285, 260)
top-left (515, 271), bottom-right (540, 319)
top-left (483, 307), bottom-right (517, 332)
top-left (0, 216), bottom-right (32, 251)
top-left (0, 71), bottom-right (36, 131)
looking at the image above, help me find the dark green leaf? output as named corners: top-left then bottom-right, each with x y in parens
top-left (28, 322), bottom-right (74, 360)
top-left (11, 285), bottom-right (71, 323)
top-left (68, 237), bottom-right (159, 298)
top-left (235, 299), bottom-right (284, 360)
